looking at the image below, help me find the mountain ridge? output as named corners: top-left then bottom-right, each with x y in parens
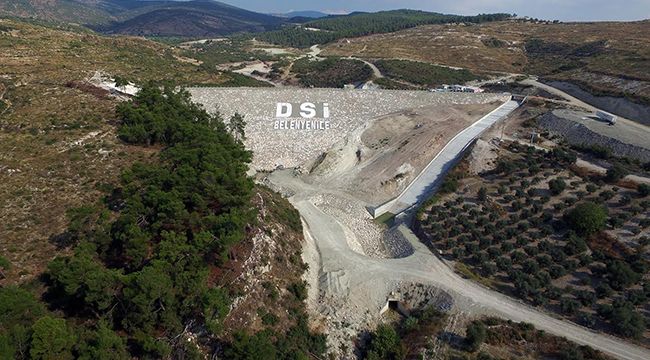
top-left (0, 0), bottom-right (285, 36)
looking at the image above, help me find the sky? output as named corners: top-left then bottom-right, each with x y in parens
top-left (223, 0), bottom-right (650, 21)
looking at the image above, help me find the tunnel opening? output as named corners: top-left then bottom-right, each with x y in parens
top-left (380, 298), bottom-right (409, 317)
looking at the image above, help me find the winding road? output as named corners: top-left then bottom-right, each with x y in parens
top-left (523, 78), bottom-right (648, 133)
top-left (266, 95), bottom-right (650, 359)
top-left (269, 172), bottom-right (650, 360)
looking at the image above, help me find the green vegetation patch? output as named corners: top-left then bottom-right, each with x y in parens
top-left (416, 142), bottom-right (650, 341)
top-left (184, 38), bottom-right (280, 66)
top-left (292, 57), bottom-right (372, 88)
top-left (360, 310), bottom-right (613, 359)
top-left (373, 77), bottom-right (417, 90)
top-left (257, 11), bottom-right (512, 48)
top-left (362, 306), bottom-right (447, 359)
top-left (218, 72), bottom-right (273, 87)
top-left (374, 59), bottom-right (480, 87)
top-left (524, 38), bottom-right (608, 74)
top-left (0, 83), bottom-right (325, 359)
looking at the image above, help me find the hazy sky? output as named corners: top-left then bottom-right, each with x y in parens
top-left (224, 0), bottom-right (650, 21)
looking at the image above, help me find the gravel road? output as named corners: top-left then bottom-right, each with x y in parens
top-left (264, 96), bottom-right (650, 359)
top-left (276, 174), bottom-right (650, 360)
top-left (522, 79), bottom-right (649, 134)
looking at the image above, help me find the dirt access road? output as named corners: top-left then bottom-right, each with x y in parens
top-left (264, 96), bottom-right (650, 359)
top-left (523, 78), bottom-right (649, 133)
top-left (267, 168), bottom-right (650, 360)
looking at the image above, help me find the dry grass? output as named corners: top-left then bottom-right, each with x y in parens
top-left (323, 20), bottom-right (650, 100)
top-left (0, 18), bottom-right (237, 284)
top-left (323, 20), bottom-right (650, 75)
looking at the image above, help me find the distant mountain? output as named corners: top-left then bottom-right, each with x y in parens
top-left (97, 1), bottom-right (284, 37)
top-left (283, 11), bottom-right (329, 19)
top-left (257, 9), bottom-right (513, 48)
top-left (0, 0), bottom-right (116, 24)
top-left (0, 0), bottom-right (286, 37)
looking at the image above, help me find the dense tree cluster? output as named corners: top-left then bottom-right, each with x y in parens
top-left (291, 57), bottom-right (373, 88)
top-left (374, 60), bottom-right (479, 87)
top-left (258, 10), bottom-right (512, 48)
top-left (416, 142), bottom-right (649, 340)
top-left (0, 83), bottom-right (324, 359)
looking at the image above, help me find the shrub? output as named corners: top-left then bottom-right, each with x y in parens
top-left (549, 179), bottom-right (566, 195)
top-left (29, 316), bottom-right (76, 360)
top-left (564, 202), bottom-right (608, 236)
top-left (223, 331), bottom-right (277, 360)
top-left (76, 321), bottom-right (129, 360)
top-left (0, 286), bottom-right (47, 357)
top-left (365, 324), bottom-right (404, 360)
top-left (549, 265), bottom-right (566, 279)
top-left (0, 256), bottom-right (10, 279)
top-left (606, 165), bottom-right (627, 182)
top-left (523, 259), bottom-right (540, 273)
top-left (465, 321), bottom-right (487, 352)
top-left (288, 282), bottom-right (308, 301)
top-left (559, 297), bottom-right (580, 315)
top-left (619, 195), bottom-right (632, 206)
top-left (477, 187), bottom-right (488, 202)
top-left (638, 184), bottom-right (650, 197)
top-left (606, 260), bottom-right (641, 291)
top-left (599, 190), bottom-right (615, 201)
top-left (564, 233), bottom-right (587, 255)
top-left (609, 301), bottom-right (646, 339)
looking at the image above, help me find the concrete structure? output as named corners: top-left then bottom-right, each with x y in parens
top-left (372, 99), bottom-right (521, 218)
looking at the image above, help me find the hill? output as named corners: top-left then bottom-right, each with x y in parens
top-left (97, 1), bottom-right (284, 37)
top-left (0, 18), bottom-right (323, 358)
top-left (0, 0), bottom-right (115, 24)
top-left (256, 9), bottom-right (512, 48)
top-left (323, 20), bottom-right (650, 109)
top-left (0, 17), bottom-right (267, 285)
top-left (99, 2), bottom-right (282, 37)
top-left (0, 0), bottom-right (286, 37)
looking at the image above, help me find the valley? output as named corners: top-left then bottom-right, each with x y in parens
top-left (1, 4), bottom-right (650, 360)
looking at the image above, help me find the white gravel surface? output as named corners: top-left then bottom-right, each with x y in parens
top-left (189, 88), bottom-right (506, 170)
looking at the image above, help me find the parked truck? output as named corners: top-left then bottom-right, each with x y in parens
top-left (596, 110), bottom-right (617, 125)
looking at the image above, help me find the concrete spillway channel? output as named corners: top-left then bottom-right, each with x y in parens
top-left (371, 98), bottom-right (522, 218)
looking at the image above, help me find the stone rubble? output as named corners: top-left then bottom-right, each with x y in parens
top-left (311, 193), bottom-right (413, 258)
top-left (189, 88), bottom-right (507, 170)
